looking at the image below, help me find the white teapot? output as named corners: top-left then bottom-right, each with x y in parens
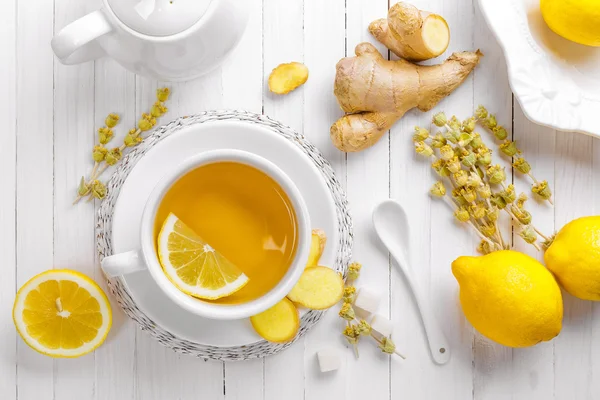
top-left (51, 0), bottom-right (249, 81)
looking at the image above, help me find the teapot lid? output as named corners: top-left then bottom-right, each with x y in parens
top-left (107, 0), bottom-right (213, 37)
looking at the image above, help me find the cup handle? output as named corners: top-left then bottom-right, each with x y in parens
top-left (51, 10), bottom-right (112, 65)
top-left (101, 249), bottom-right (147, 278)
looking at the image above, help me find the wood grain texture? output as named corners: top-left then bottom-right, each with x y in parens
top-left (344, 1), bottom-right (390, 400)
top-left (16, 0), bottom-right (55, 398)
top-left (0, 0), bottom-right (17, 398)
top-left (471, 1), bottom-right (514, 398)
top-left (93, 58), bottom-right (137, 400)
top-left (53, 0), bottom-right (97, 397)
top-left (553, 130), bottom-right (595, 400)
top-left (431, 0), bottom-right (479, 396)
top-left (4, 0), bottom-right (600, 399)
top-left (302, 2), bottom-right (347, 399)
top-left (593, 139), bottom-right (600, 400)
top-left (389, 0), bottom-right (478, 397)
top-left (510, 106), bottom-right (555, 400)
top-left (262, 1), bottom-right (307, 399)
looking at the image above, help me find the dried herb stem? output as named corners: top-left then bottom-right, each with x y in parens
top-left (90, 162), bottom-right (99, 180)
top-left (73, 88), bottom-right (171, 205)
top-left (441, 195), bottom-right (500, 250)
top-left (474, 106), bottom-right (554, 204)
top-left (503, 208), bottom-right (542, 251)
top-left (527, 171), bottom-right (538, 183)
top-left (339, 262), bottom-right (404, 359)
top-left (368, 331), bottom-right (406, 359)
top-left (346, 320), bottom-right (360, 358)
top-left (534, 226), bottom-right (551, 242)
top-left (416, 108), bottom-right (555, 255)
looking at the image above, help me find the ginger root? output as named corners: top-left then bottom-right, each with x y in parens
top-left (331, 43), bottom-right (482, 152)
top-left (369, 2), bottom-right (450, 61)
top-left (288, 266), bottom-right (344, 310)
top-left (307, 229), bottom-right (327, 268)
top-left (268, 62), bottom-right (309, 94)
top-left (250, 298), bottom-right (300, 343)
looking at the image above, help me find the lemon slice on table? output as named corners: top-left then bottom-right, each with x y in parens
top-left (157, 213), bottom-right (249, 300)
top-left (13, 270), bottom-right (112, 358)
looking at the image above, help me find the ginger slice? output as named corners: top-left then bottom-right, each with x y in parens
top-left (331, 43), bottom-right (482, 152)
top-left (268, 62), bottom-right (309, 94)
top-left (369, 2), bottom-right (450, 61)
top-left (306, 229), bottom-right (327, 268)
top-left (288, 266), bottom-right (344, 310)
top-left (250, 298), bottom-right (300, 343)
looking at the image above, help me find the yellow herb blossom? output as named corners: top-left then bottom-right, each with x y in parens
top-left (412, 127), bottom-right (430, 142)
top-left (430, 182), bottom-right (446, 197)
top-left (347, 262), bottom-right (362, 280)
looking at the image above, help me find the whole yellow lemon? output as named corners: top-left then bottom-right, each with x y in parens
top-left (452, 250), bottom-right (563, 348)
top-left (541, 0), bottom-right (600, 47)
top-left (545, 216), bottom-right (600, 300)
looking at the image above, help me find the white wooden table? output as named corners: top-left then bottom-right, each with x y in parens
top-left (2, 0), bottom-right (600, 399)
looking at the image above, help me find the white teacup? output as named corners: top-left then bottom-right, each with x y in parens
top-left (101, 149), bottom-right (311, 320)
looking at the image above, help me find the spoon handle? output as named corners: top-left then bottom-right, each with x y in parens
top-left (391, 250), bottom-right (451, 365)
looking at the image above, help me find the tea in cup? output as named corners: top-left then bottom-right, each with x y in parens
top-left (102, 149), bottom-right (311, 320)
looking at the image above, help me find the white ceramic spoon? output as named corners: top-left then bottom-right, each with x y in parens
top-left (373, 199), bottom-right (451, 365)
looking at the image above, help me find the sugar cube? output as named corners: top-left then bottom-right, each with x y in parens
top-left (371, 314), bottom-right (394, 338)
top-left (317, 348), bottom-right (341, 373)
top-left (354, 288), bottom-right (381, 316)
top-left (353, 306), bottom-right (372, 320)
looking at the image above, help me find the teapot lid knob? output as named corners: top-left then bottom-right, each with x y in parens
top-left (106, 0), bottom-right (212, 37)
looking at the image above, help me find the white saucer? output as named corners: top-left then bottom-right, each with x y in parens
top-left (111, 118), bottom-right (340, 346)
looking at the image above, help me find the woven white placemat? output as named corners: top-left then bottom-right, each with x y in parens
top-left (96, 110), bottom-right (353, 361)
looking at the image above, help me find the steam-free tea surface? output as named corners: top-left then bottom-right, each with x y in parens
top-left (155, 162), bottom-right (298, 304)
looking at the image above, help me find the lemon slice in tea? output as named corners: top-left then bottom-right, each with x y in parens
top-left (157, 213), bottom-right (249, 300)
top-left (13, 269), bottom-right (112, 358)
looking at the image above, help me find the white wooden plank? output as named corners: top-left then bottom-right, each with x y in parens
top-left (343, 1), bottom-right (390, 399)
top-left (471, 1), bottom-right (514, 398)
top-left (381, 0), bottom-right (431, 395)
top-left (389, 0), bottom-right (475, 397)
top-left (221, 1), bottom-right (264, 397)
top-left (436, 4), bottom-right (482, 397)
top-left (133, 72), bottom-right (225, 400)
top-left (388, 77), bottom-right (436, 400)
top-left (262, 0), bottom-right (306, 399)
top-left (0, 0), bottom-right (17, 397)
top-left (262, 0), bottom-right (305, 134)
top-left (303, 0), bottom-right (347, 170)
top-left (302, 0), bottom-right (347, 398)
top-left (221, 0), bottom-right (263, 114)
top-left (389, 110), bottom-right (436, 398)
top-left (52, 1), bottom-right (98, 398)
top-left (592, 137), bottom-right (600, 398)
top-left (224, 360), bottom-right (264, 400)
top-left (135, 340), bottom-right (225, 400)
top-left (93, 57), bottom-right (137, 400)
top-left (510, 105), bottom-right (556, 400)
top-left (553, 131), bottom-right (595, 400)
top-left (15, 0), bottom-right (55, 398)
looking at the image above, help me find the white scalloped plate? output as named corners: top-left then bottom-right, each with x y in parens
top-left (478, 0), bottom-right (600, 137)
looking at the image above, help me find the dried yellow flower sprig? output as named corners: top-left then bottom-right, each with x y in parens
top-left (415, 110), bottom-right (552, 253)
top-left (74, 88), bottom-right (171, 204)
top-left (430, 182), bottom-right (502, 252)
top-left (474, 105), bottom-right (553, 205)
top-left (338, 262), bottom-right (406, 359)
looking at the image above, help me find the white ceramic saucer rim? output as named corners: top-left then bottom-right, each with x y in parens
top-left (98, 111), bottom-right (352, 352)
